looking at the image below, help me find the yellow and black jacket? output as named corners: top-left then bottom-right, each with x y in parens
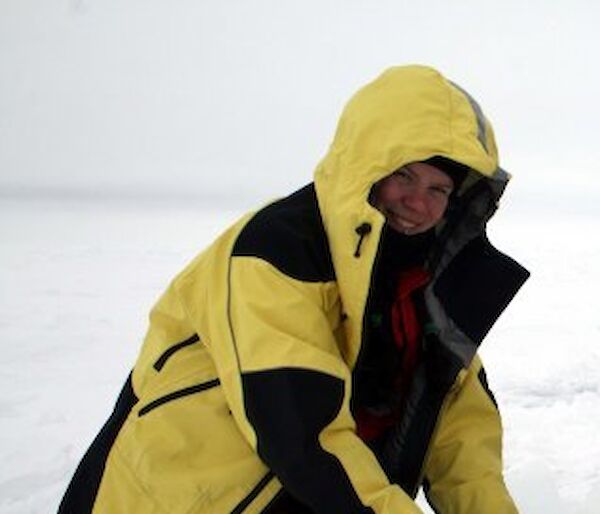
top-left (59, 65), bottom-right (529, 514)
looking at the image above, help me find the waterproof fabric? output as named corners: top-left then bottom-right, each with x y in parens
top-left (59, 65), bottom-right (529, 514)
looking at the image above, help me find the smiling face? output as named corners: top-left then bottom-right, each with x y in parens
top-left (372, 161), bottom-right (454, 235)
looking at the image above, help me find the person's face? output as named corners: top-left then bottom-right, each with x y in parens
top-left (372, 162), bottom-right (454, 235)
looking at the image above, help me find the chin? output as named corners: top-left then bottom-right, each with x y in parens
top-left (390, 224), bottom-right (421, 235)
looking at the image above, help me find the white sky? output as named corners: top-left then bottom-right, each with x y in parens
top-left (1, 0), bottom-right (599, 204)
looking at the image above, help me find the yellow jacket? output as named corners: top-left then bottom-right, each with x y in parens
top-left (59, 65), bottom-right (529, 514)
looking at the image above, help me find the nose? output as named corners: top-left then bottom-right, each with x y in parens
top-left (403, 189), bottom-right (429, 213)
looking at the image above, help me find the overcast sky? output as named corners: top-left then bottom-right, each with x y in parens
top-left (1, 0), bottom-right (599, 205)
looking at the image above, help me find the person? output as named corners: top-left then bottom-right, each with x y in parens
top-left (58, 65), bottom-right (529, 514)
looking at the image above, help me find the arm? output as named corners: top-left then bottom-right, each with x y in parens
top-left (422, 355), bottom-right (519, 514)
top-left (226, 256), bottom-right (423, 514)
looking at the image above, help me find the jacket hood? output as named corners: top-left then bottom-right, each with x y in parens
top-left (313, 65), bottom-right (510, 366)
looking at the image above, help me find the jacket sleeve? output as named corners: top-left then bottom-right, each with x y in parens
top-left (422, 355), bottom-right (519, 514)
top-left (225, 255), bottom-right (424, 514)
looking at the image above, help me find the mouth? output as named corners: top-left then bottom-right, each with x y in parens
top-left (386, 210), bottom-right (422, 231)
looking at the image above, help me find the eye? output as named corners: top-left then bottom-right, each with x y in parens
top-left (429, 186), bottom-right (452, 197)
top-left (392, 168), bottom-right (412, 182)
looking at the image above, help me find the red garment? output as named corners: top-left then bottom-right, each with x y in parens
top-left (356, 267), bottom-right (431, 442)
top-left (390, 267), bottom-right (430, 396)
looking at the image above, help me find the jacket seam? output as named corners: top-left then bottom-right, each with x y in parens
top-left (227, 253), bottom-right (243, 375)
top-left (109, 442), bottom-right (169, 514)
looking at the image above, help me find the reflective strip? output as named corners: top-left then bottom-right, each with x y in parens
top-left (450, 81), bottom-right (489, 154)
top-left (423, 286), bottom-right (475, 367)
top-left (493, 166), bottom-right (511, 183)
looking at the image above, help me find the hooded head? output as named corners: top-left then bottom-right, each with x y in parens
top-left (312, 65), bottom-right (510, 364)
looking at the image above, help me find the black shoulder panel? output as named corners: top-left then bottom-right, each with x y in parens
top-left (243, 368), bottom-right (373, 514)
top-left (434, 235), bottom-right (530, 344)
top-left (233, 184), bottom-right (335, 283)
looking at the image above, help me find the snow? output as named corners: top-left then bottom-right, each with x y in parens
top-left (1, 188), bottom-right (599, 514)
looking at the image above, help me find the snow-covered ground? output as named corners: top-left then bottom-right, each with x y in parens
top-left (1, 188), bottom-right (599, 514)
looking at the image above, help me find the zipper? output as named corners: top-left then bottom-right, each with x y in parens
top-left (153, 334), bottom-right (201, 371)
top-left (138, 378), bottom-right (220, 416)
top-left (411, 369), bottom-right (467, 496)
top-left (230, 471), bottom-right (275, 514)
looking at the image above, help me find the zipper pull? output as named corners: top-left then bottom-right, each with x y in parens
top-left (353, 222), bottom-right (372, 258)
